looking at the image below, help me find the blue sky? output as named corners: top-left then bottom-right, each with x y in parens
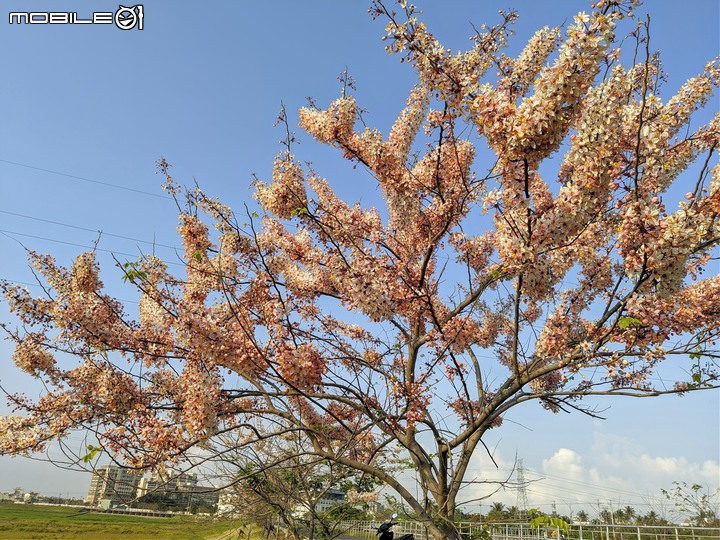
top-left (0, 0), bottom-right (718, 515)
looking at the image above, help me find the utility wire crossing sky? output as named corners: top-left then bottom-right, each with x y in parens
top-left (0, 1), bottom-right (718, 514)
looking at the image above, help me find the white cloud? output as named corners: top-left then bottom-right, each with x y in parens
top-left (414, 428), bottom-right (720, 519)
top-left (589, 433), bottom-right (719, 494)
top-left (522, 433), bottom-right (720, 518)
top-left (542, 448), bottom-right (584, 480)
top-left (702, 460), bottom-right (720, 482)
top-left (640, 455), bottom-right (682, 475)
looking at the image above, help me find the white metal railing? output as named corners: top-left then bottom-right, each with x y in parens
top-left (338, 521), bottom-right (720, 540)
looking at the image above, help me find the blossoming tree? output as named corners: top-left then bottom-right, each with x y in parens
top-left (217, 429), bottom-right (379, 540)
top-left (2, 1), bottom-right (719, 538)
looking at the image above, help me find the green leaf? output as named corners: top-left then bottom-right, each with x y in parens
top-left (530, 516), bottom-right (570, 532)
top-left (80, 444), bottom-right (102, 463)
top-left (290, 207), bottom-right (309, 218)
top-left (618, 316), bottom-right (642, 330)
top-left (121, 262), bottom-right (148, 283)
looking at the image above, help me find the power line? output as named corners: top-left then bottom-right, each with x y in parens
top-left (0, 158), bottom-right (169, 199)
top-left (524, 468), bottom-right (668, 502)
top-left (1, 229), bottom-right (151, 260)
top-left (0, 275), bottom-right (141, 306)
top-left (1, 229), bottom-right (186, 273)
top-left (463, 466), bottom-right (672, 506)
top-left (0, 209), bottom-right (180, 251)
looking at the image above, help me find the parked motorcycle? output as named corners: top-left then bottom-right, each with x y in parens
top-left (376, 514), bottom-right (415, 540)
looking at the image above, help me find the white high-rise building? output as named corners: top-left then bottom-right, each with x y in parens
top-left (136, 470), bottom-right (198, 498)
top-left (85, 465), bottom-right (141, 506)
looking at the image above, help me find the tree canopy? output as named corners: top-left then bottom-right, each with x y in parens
top-left (2, 1), bottom-right (719, 539)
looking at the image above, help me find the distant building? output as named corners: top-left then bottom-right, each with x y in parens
top-left (136, 470), bottom-right (219, 509)
top-left (86, 466), bottom-right (218, 510)
top-left (292, 489), bottom-right (347, 517)
top-left (137, 470), bottom-right (199, 498)
top-left (85, 465), bottom-right (141, 506)
top-left (316, 489), bottom-right (346, 513)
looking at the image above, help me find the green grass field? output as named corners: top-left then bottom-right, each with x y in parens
top-left (0, 503), bottom-right (245, 540)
